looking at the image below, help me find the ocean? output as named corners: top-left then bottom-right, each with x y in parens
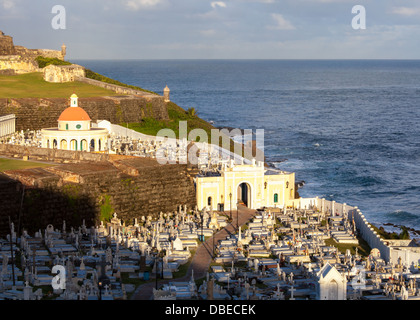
top-left (73, 59), bottom-right (420, 232)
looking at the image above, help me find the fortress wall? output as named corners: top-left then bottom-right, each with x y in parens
top-left (36, 49), bottom-right (64, 60)
top-left (0, 57), bottom-right (40, 74)
top-left (0, 95), bottom-right (169, 131)
top-left (77, 77), bottom-right (158, 98)
top-left (43, 64), bottom-right (86, 83)
top-left (0, 156), bottom-right (198, 236)
top-left (14, 46), bottom-right (64, 60)
top-left (0, 35), bottom-right (15, 55)
top-left (347, 208), bottom-right (391, 262)
top-left (0, 144), bottom-right (110, 163)
top-left (0, 174), bottom-right (21, 236)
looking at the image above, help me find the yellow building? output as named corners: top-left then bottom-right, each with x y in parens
top-left (196, 159), bottom-right (295, 211)
top-left (41, 94), bottom-right (108, 152)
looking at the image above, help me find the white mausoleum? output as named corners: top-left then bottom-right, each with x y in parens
top-left (316, 263), bottom-right (347, 300)
top-left (41, 94), bottom-right (108, 152)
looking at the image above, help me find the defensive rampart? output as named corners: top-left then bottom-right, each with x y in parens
top-left (0, 145), bottom-right (198, 236)
top-left (0, 95), bottom-right (169, 131)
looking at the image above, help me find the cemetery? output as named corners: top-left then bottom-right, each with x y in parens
top-left (0, 193), bottom-right (418, 301)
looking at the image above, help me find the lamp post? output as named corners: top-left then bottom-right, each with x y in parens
top-left (212, 228), bottom-right (215, 259)
top-left (161, 251), bottom-right (164, 280)
top-left (8, 217), bottom-right (15, 286)
top-left (229, 192), bottom-right (232, 220)
top-left (98, 281), bottom-right (103, 300)
top-left (155, 249), bottom-right (159, 290)
top-left (236, 201), bottom-right (239, 231)
top-left (98, 254), bottom-right (110, 300)
top-left (200, 211), bottom-right (204, 242)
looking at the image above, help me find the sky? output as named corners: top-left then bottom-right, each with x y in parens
top-left (1, 0), bottom-right (420, 59)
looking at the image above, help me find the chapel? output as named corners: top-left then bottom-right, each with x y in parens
top-left (41, 94), bottom-right (108, 152)
top-left (196, 159), bottom-right (296, 211)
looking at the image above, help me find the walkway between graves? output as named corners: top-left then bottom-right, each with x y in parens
top-left (131, 204), bottom-right (258, 300)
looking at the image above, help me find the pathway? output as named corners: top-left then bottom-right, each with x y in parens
top-left (130, 204), bottom-right (258, 300)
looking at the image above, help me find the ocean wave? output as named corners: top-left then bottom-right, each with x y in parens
top-left (385, 210), bottom-right (420, 222)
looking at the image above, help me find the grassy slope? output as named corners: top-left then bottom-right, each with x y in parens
top-left (122, 102), bottom-right (247, 158)
top-left (0, 72), bottom-right (120, 98)
top-left (122, 102), bottom-right (216, 137)
top-left (0, 158), bottom-right (53, 171)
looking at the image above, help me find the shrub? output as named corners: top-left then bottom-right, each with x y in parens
top-left (84, 69), bottom-right (156, 94)
top-left (35, 56), bottom-right (72, 68)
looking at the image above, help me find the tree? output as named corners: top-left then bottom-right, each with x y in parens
top-left (187, 107), bottom-right (197, 117)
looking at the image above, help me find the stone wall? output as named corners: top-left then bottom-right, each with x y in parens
top-left (0, 144), bottom-right (198, 236)
top-left (43, 64), bottom-right (85, 83)
top-left (77, 77), bottom-right (157, 98)
top-left (14, 46), bottom-right (64, 60)
top-left (0, 155), bottom-right (198, 236)
top-left (0, 144), bottom-right (110, 163)
top-left (0, 95), bottom-right (169, 131)
top-left (0, 33), bottom-right (15, 55)
top-left (0, 56), bottom-right (40, 74)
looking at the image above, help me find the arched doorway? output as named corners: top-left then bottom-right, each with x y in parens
top-left (81, 139), bottom-right (88, 151)
top-left (70, 139), bottom-right (78, 151)
top-left (328, 280), bottom-right (339, 300)
top-left (60, 139), bottom-right (67, 150)
top-left (237, 182), bottom-right (251, 207)
top-left (90, 139), bottom-right (95, 151)
top-left (53, 139), bottom-right (57, 149)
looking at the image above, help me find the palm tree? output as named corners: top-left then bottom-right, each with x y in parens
top-left (187, 107), bottom-right (197, 117)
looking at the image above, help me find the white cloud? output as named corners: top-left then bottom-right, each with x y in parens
top-left (269, 13), bottom-right (295, 30)
top-left (392, 7), bottom-right (420, 17)
top-left (200, 29), bottom-right (217, 36)
top-left (2, 0), bottom-right (15, 9)
top-left (211, 1), bottom-right (227, 9)
top-left (124, 0), bottom-right (163, 10)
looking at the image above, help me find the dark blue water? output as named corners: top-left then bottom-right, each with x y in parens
top-left (74, 59), bottom-right (420, 230)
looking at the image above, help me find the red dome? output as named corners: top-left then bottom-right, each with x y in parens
top-left (58, 107), bottom-right (91, 121)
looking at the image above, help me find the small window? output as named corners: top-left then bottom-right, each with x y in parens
top-left (274, 193), bottom-right (278, 203)
top-left (76, 124), bottom-right (82, 129)
top-left (208, 196), bottom-right (212, 206)
top-left (66, 124), bottom-right (69, 130)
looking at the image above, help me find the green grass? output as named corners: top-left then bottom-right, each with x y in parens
top-left (122, 102), bottom-right (217, 138)
top-left (0, 157), bottom-right (53, 171)
top-left (99, 194), bottom-right (114, 222)
top-left (84, 68), bottom-right (156, 95)
top-left (0, 72), bottom-right (122, 98)
top-left (122, 102), bottom-right (249, 158)
top-left (324, 237), bottom-right (371, 257)
top-left (370, 223), bottom-right (410, 240)
top-left (35, 56), bottom-right (72, 68)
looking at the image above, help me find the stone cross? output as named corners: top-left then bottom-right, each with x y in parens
top-left (289, 286), bottom-right (295, 300)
